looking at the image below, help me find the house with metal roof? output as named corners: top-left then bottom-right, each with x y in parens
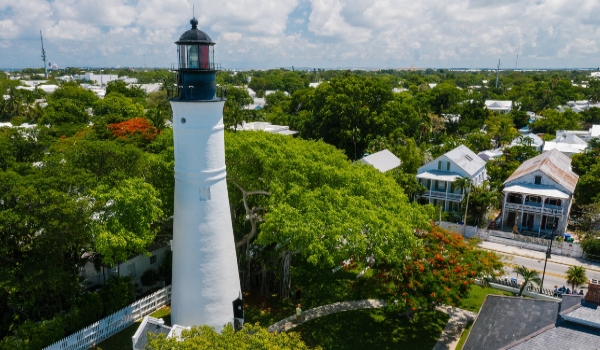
top-left (463, 293), bottom-right (600, 350)
top-left (509, 133), bottom-right (544, 152)
top-left (500, 150), bottom-right (579, 236)
top-left (542, 133), bottom-right (588, 157)
top-left (416, 145), bottom-right (487, 213)
top-left (485, 100), bottom-right (513, 114)
top-left (359, 149), bottom-right (401, 173)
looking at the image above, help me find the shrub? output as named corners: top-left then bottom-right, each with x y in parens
top-left (140, 268), bottom-right (160, 287)
top-left (100, 276), bottom-right (135, 314)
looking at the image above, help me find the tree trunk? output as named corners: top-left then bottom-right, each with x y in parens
top-left (280, 251), bottom-right (292, 299)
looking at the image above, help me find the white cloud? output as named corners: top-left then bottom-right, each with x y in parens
top-left (0, 0), bottom-right (599, 69)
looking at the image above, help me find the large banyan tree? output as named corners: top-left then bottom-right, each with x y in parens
top-left (225, 131), bottom-right (433, 298)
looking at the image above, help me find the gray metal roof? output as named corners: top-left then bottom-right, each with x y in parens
top-left (503, 149), bottom-right (579, 194)
top-left (133, 316), bottom-right (171, 350)
top-left (563, 303), bottom-right (600, 329)
top-left (443, 144), bottom-right (486, 177)
top-left (508, 323), bottom-right (600, 350)
top-left (463, 296), bottom-right (559, 350)
top-left (510, 133), bottom-right (544, 147)
top-left (359, 149), bottom-right (401, 173)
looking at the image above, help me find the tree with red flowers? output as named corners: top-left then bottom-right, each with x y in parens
top-left (108, 117), bottom-right (158, 144)
top-left (354, 226), bottom-right (503, 316)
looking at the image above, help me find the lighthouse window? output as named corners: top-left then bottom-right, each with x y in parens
top-left (199, 187), bottom-right (211, 201)
top-left (181, 118), bottom-right (186, 124)
top-left (187, 45), bottom-right (199, 68)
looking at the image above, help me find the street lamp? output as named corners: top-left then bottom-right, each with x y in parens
top-left (540, 222), bottom-right (557, 291)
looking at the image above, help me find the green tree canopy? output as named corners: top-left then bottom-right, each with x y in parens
top-left (91, 178), bottom-right (163, 266)
top-left (146, 323), bottom-right (316, 349)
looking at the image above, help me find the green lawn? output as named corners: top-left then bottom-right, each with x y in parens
top-left (458, 285), bottom-right (515, 313)
top-left (455, 320), bottom-right (473, 350)
top-left (292, 308), bottom-right (449, 350)
top-left (245, 263), bottom-right (374, 326)
top-left (92, 306), bottom-right (171, 350)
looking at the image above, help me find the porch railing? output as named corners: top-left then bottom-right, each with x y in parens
top-left (504, 202), bottom-right (565, 216)
top-left (422, 191), bottom-right (463, 202)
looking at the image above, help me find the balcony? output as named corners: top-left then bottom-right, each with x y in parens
top-left (422, 191), bottom-right (463, 202)
top-left (504, 202), bottom-right (565, 216)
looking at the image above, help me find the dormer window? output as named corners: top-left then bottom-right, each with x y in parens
top-left (534, 176), bottom-right (542, 185)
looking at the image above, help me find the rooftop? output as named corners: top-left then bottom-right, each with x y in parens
top-left (443, 144), bottom-right (487, 177)
top-left (503, 150), bottom-right (579, 194)
top-left (359, 149), bottom-right (401, 172)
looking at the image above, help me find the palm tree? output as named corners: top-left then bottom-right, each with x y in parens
top-left (513, 265), bottom-right (542, 296)
top-left (566, 266), bottom-right (587, 291)
top-left (453, 176), bottom-right (472, 230)
top-left (149, 106), bottom-right (165, 132)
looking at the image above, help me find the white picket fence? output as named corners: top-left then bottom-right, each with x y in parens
top-left (43, 285), bottom-right (172, 350)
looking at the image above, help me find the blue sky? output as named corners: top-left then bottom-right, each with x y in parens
top-left (1, 0), bottom-right (599, 70)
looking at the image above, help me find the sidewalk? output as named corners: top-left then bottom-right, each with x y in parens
top-left (433, 305), bottom-right (477, 350)
top-left (479, 241), bottom-right (600, 272)
top-left (267, 299), bottom-right (386, 333)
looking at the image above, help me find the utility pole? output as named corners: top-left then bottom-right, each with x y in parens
top-left (495, 58), bottom-right (501, 88)
top-left (540, 223), bottom-right (557, 290)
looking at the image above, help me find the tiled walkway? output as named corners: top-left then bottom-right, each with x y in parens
top-left (268, 299), bottom-right (476, 350)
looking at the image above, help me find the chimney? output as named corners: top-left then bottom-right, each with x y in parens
top-left (585, 279), bottom-right (600, 304)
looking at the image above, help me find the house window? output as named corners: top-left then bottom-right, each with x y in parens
top-left (128, 263), bottom-right (137, 278)
top-left (446, 162), bottom-right (450, 171)
top-left (438, 161), bottom-right (442, 170)
top-left (534, 176), bottom-right (542, 185)
top-left (435, 180), bottom-right (446, 191)
top-left (150, 255), bottom-right (157, 265)
top-left (451, 201), bottom-right (460, 212)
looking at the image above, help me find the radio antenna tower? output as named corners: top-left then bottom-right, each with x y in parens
top-left (495, 58), bottom-right (501, 88)
top-left (515, 42), bottom-right (520, 70)
top-left (40, 30), bottom-right (48, 78)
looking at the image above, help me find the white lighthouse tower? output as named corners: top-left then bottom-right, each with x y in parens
top-left (169, 17), bottom-right (242, 330)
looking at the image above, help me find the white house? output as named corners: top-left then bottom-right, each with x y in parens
top-left (236, 121), bottom-right (298, 136)
top-left (509, 133), bottom-right (544, 152)
top-left (416, 145), bottom-right (487, 212)
top-left (359, 149), bottom-right (401, 173)
top-left (79, 245), bottom-right (170, 293)
top-left (84, 73), bottom-right (119, 87)
top-left (485, 100), bottom-right (513, 114)
top-left (501, 150), bottom-right (579, 236)
top-left (543, 134), bottom-right (588, 157)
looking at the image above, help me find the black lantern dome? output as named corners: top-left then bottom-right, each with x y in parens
top-left (173, 18), bottom-right (218, 101)
top-left (177, 18), bottom-right (213, 44)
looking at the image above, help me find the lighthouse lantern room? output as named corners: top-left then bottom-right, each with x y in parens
top-left (175, 17), bottom-right (217, 100)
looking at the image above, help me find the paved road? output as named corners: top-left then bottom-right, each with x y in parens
top-left (499, 254), bottom-right (600, 291)
top-left (480, 241), bottom-right (600, 291)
